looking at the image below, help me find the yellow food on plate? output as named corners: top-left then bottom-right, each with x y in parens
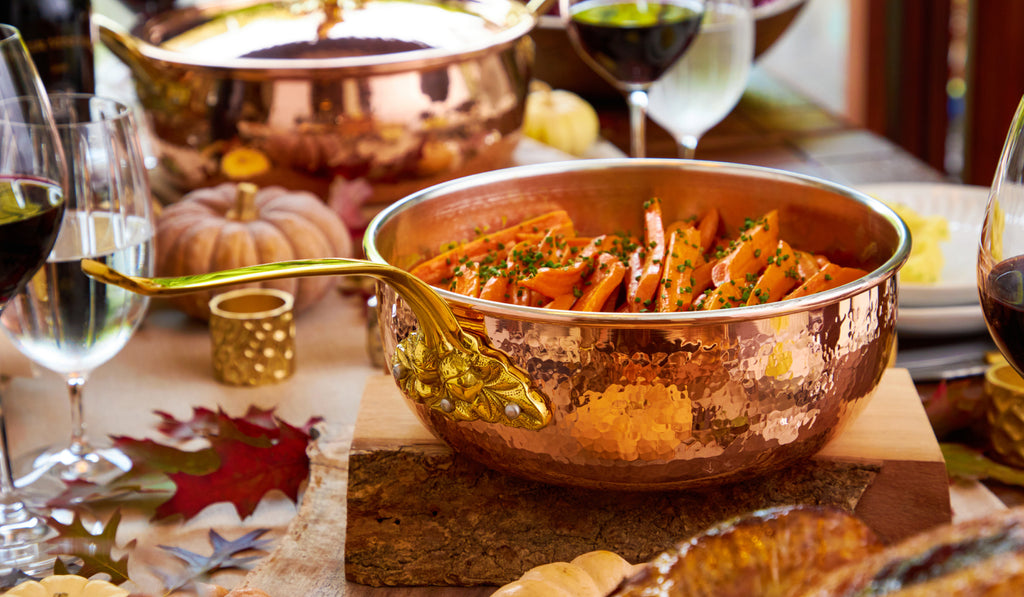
top-left (885, 200), bottom-right (950, 284)
top-left (2, 575), bottom-right (128, 597)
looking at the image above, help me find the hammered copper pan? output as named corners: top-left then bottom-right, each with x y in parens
top-left (367, 159), bottom-right (909, 490)
top-left (84, 159), bottom-right (909, 490)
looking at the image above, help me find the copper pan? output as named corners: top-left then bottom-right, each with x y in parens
top-left (84, 159), bottom-right (910, 490)
top-left (96, 0), bottom-right (552, 205)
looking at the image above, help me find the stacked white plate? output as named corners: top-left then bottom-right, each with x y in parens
top-left (857, 182), bottom-right (990, 337)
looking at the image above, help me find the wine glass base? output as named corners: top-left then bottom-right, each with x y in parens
top-left (15, 445), bottom-right (132, 496)
top-left (0, 500), bottom-right (56, 576)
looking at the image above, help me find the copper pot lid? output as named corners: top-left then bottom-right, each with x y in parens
top-left (130, 0), bottom-right (537, 70)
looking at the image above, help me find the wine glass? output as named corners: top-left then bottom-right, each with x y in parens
top-left (1, 93), bottom-right (154, 493)
top-left (0, 24), bottom-right (66, 574)
top-left (647, 0), bottom-right (753, 158)
top-left (980, 94), bottom-right (1024, 373)
top-left (560, 0), bottom-right (706, 157)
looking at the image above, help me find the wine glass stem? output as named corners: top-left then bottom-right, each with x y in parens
top-left (0, 377), bottom-right (17, 497)
top-left (67, 374), bottom-right (89, 456)
top-left (627, 89), bottom-right (649, 158)
top-left (676, 135), bottom-right (699, 159)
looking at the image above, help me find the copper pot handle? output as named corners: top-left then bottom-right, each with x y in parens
top-left (81, 258), bottom-right (551, 430)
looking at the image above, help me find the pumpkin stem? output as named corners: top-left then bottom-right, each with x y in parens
top-left (232, 182), bottom-right (259, 222)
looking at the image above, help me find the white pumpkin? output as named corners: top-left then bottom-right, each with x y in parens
top-left (491, 550), bottom-right (642, 597)
top-left (2, 575), bottom-right (128, 597)
top-left (522, 82), bottom-right (600, 157)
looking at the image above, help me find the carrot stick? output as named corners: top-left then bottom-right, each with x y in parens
top-left (700, 279), bottom-right (748, 310)
top-left (573, 253), bottom-right (626, 312)
top-left (520, 261), bottom-right (588, 298)
top-left (410, 210), bottom-right (573, 285)
top-left (520, 236), bottom-right (606, 298)
top-left (450, 261), bottom-right (482, 298)
top-left (544, 293), bottom-right (578, 310)
top-left (478, 274), bottom-right (509, 303)
top-left (784, 263), bottom-right (869, 300)
top-left (697, 208), bottom-right (720, 254)
top-left (711, 210), bottom-right (779, 288)
top-left (657, 226), bottom-right (705, 312)
top-left (792, 250), bottom-right (821, 282)
top-left (625, 198), bottom-right (666, 312)
top-left (745, 240), bottom-right (800, 306)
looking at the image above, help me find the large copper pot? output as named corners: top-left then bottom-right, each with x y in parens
top-left (96, 0), bottom-right (540, 204)
top-left (84, 160), bottom-right (910, 491)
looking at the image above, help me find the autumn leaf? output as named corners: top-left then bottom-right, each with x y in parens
top-left (155, 417), bottom-right (312, 521)
top-left (46, 479), bottom-right (168, 513)
top-left (110, 436), bottom-right (220, 476)
top-left (67, 407), bottom-right (322, 522)
top-left (154, 407), bottom-right (222, 440)
top-left (47, 510), bottom-right (131, 584)
top-left (0, 570), bottom-right (39, 591)
top-left (941, 442), bottom-right (1024, 486)
top-left (153, 528), bottom-right (271, 593)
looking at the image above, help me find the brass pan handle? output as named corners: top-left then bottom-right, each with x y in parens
top-left (82, 258), bottom-right (551, 430)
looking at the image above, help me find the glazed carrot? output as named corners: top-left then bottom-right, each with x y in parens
top-left (792, 250), bottom-right (821, 282)
top-left (700, 279), bottom-right (748, 310)
top-left (784, 263), bottom-right (869, 300)
top-left (450, 261), bottom-right (482, 298)
top-left (478, 273), bottom-right (509, 303)
top-left (657, 226), bottom-right (705, 312)
top-left (626, 198), bottom-right (666, 311)
top-left (745, 240), bottom-right (800, 306)
top-left (544, 293), bottom-right (578, 310)
top-left (573, 252), bottom-right (626, 312)
top-left (711, 210), bottom-right (779, 288)
top-left (520, 236), bottom-right (605, 298)
top-left (410, 210), bottom-right (573, 284)
top-left (697, 208), bottom-right (720, 253)
top-left (691, 260), bottom-right (715, 297)
top-left (520, 261), bottom-right (588, 298)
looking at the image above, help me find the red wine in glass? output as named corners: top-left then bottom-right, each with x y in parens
top-left (0, 176), bottom-right (64, 305)
top-left (568, 0), bottom-right (704, 85)
top-left (981, 255), bottom-right (1024, 374)
top-left (561, 0), bottom-right (705, 157)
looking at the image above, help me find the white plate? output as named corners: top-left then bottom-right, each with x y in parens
top-left (897, 303), bottom-right (988, 337)
top-left (857, 182), bottom-right (988, 308)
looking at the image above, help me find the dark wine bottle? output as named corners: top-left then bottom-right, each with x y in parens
top-left (1, 0), bottom-right (95, 93)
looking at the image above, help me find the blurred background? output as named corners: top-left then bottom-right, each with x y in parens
top-left (758, 0), bottom-right (1013, 189)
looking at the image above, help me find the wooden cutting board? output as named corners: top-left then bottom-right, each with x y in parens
top-left (241, 368), bottom-right (951, 597)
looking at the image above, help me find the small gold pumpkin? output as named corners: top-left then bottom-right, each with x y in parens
top-left (155, 182), bottom-right (354, 320)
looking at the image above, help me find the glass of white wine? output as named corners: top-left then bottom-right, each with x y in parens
top-left (2, 93), bottom-right (154, 493)
top-left (646, 0), bottom-right (754, 158)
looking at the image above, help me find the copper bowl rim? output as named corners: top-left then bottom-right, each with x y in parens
top-left (364, 158), bottom-right (911, 326)
top-left (117, 0), bottom-right (538, 74)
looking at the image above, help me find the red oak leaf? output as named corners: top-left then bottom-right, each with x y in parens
top-left (154, 417), bottom-right (312, 521)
